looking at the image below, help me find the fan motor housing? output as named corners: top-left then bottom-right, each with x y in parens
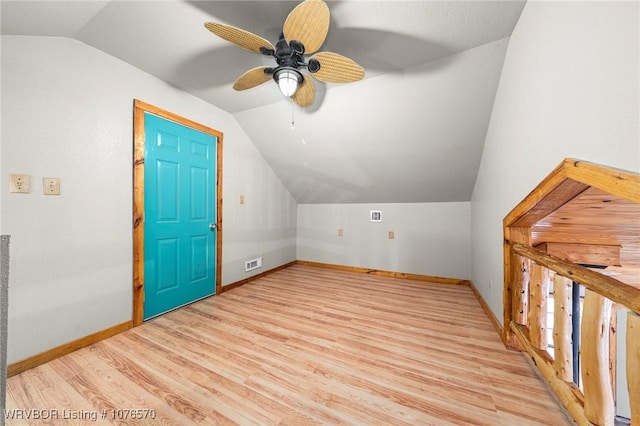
top-left (274, 37), bottom-right (304, 70)
top-left (269, 36), bottom-right (306, 90)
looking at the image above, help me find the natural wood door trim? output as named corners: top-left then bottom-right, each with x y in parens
top-left (133, 100), bottom-right (224, 326)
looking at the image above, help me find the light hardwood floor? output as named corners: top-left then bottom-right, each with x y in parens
top-left (7, 265), bottom-right (572, 425)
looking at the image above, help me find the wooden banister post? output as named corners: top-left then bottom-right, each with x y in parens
top-left (582, 290), bottom-right (615, 426)
top-left (553, 274), bottom-right (573, 381)
top-left (528, 263), bottom-right (549, 350)
top-left (504, 227), bottom-right (532, 349)
top-left (608, 307), bottom-right (617, 400)
top-left (628, 311), bottom-right (640, 426)
top-left (512, 254), bottom-right (530, 326)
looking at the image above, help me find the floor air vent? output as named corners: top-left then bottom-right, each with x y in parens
top-left (245, 257), bottom-right (262, 272)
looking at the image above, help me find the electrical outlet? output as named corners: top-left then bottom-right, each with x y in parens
top-left (43, 177), bottom-right (61, 195)
top-left (9, 174), bottom-right (30, 193)
top-left (338, 228), bottom-right (344, 237)
top-left (240, 195), bottom-right (245, 204)
top-left (388, 231), bottom-right (395, 239)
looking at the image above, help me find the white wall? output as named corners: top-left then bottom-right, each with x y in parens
top-left (298, 202), bottom-right (471, 280)
top-left (471, 2), bottom-right (638, 416)
top-left (1, 36), bottom-right (297, 363)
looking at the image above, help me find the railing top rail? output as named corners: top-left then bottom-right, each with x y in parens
top-left (512, 242), bottom-right (640, 314)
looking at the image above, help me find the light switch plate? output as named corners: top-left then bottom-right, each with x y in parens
top-left (43, 177), bottom-right (61, 195)
top-left (9, 174), bottom-right (30, 193)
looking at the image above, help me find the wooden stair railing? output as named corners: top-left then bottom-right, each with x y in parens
top-left (509, 242), bottom-right (639, 426)
top-left (502, 159), bottom-right (640, 425)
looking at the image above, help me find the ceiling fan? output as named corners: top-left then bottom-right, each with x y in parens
top-left (204, 0), bottom-right (365, 107)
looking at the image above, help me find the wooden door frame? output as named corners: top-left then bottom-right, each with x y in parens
top-left (132, 99), bottom-right (223, 326)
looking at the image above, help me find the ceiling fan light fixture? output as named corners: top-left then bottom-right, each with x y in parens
top-left (275, 68), bottom-right (303, 97)
top-left (205, 0), bottom-right (364, 107)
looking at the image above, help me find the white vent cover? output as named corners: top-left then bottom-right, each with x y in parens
top-left (370, 210), bottom-right (382, 222)
top-left (245, 257), bottom-right (262, 272)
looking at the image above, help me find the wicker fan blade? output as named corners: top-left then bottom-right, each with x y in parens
top-left (309, 52), bottom-right (365, 83)
top-left (204, 22), bottom-right (274, 54)
top-left (283, 0), bottom-right (329, 55)
top-left (292, 75), bottom-right (316, 107)
top-left (233, 67), bottom-right (272, 91)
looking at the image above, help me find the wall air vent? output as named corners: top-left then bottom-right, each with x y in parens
top-left (245, 257), bottom-right (262, 272)
top-left (370, 210), bottom-right (382, 222)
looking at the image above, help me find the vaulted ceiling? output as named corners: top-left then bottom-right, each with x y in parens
top-left (1, 0), bottom-right (526, 203)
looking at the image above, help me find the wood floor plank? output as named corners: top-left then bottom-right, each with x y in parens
top-left (7, 264), bottom-right (571, 425)
top-left (112, 331), bottom-right (300, 425)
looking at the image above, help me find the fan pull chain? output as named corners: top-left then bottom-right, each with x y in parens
top-left (291, 101), bottom-right (295, 129)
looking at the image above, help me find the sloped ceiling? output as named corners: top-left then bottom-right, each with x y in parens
top-left (1, 0), bottom-right (526, 203)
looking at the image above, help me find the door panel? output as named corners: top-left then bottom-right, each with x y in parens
top-left (144, 112), bottom-right (217, 320)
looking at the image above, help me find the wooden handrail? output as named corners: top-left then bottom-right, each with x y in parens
top-left (512, 242), bottom-right (640, 314)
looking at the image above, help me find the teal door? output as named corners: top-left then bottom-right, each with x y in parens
top-left (144, 112), bottom-right (217, 320)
